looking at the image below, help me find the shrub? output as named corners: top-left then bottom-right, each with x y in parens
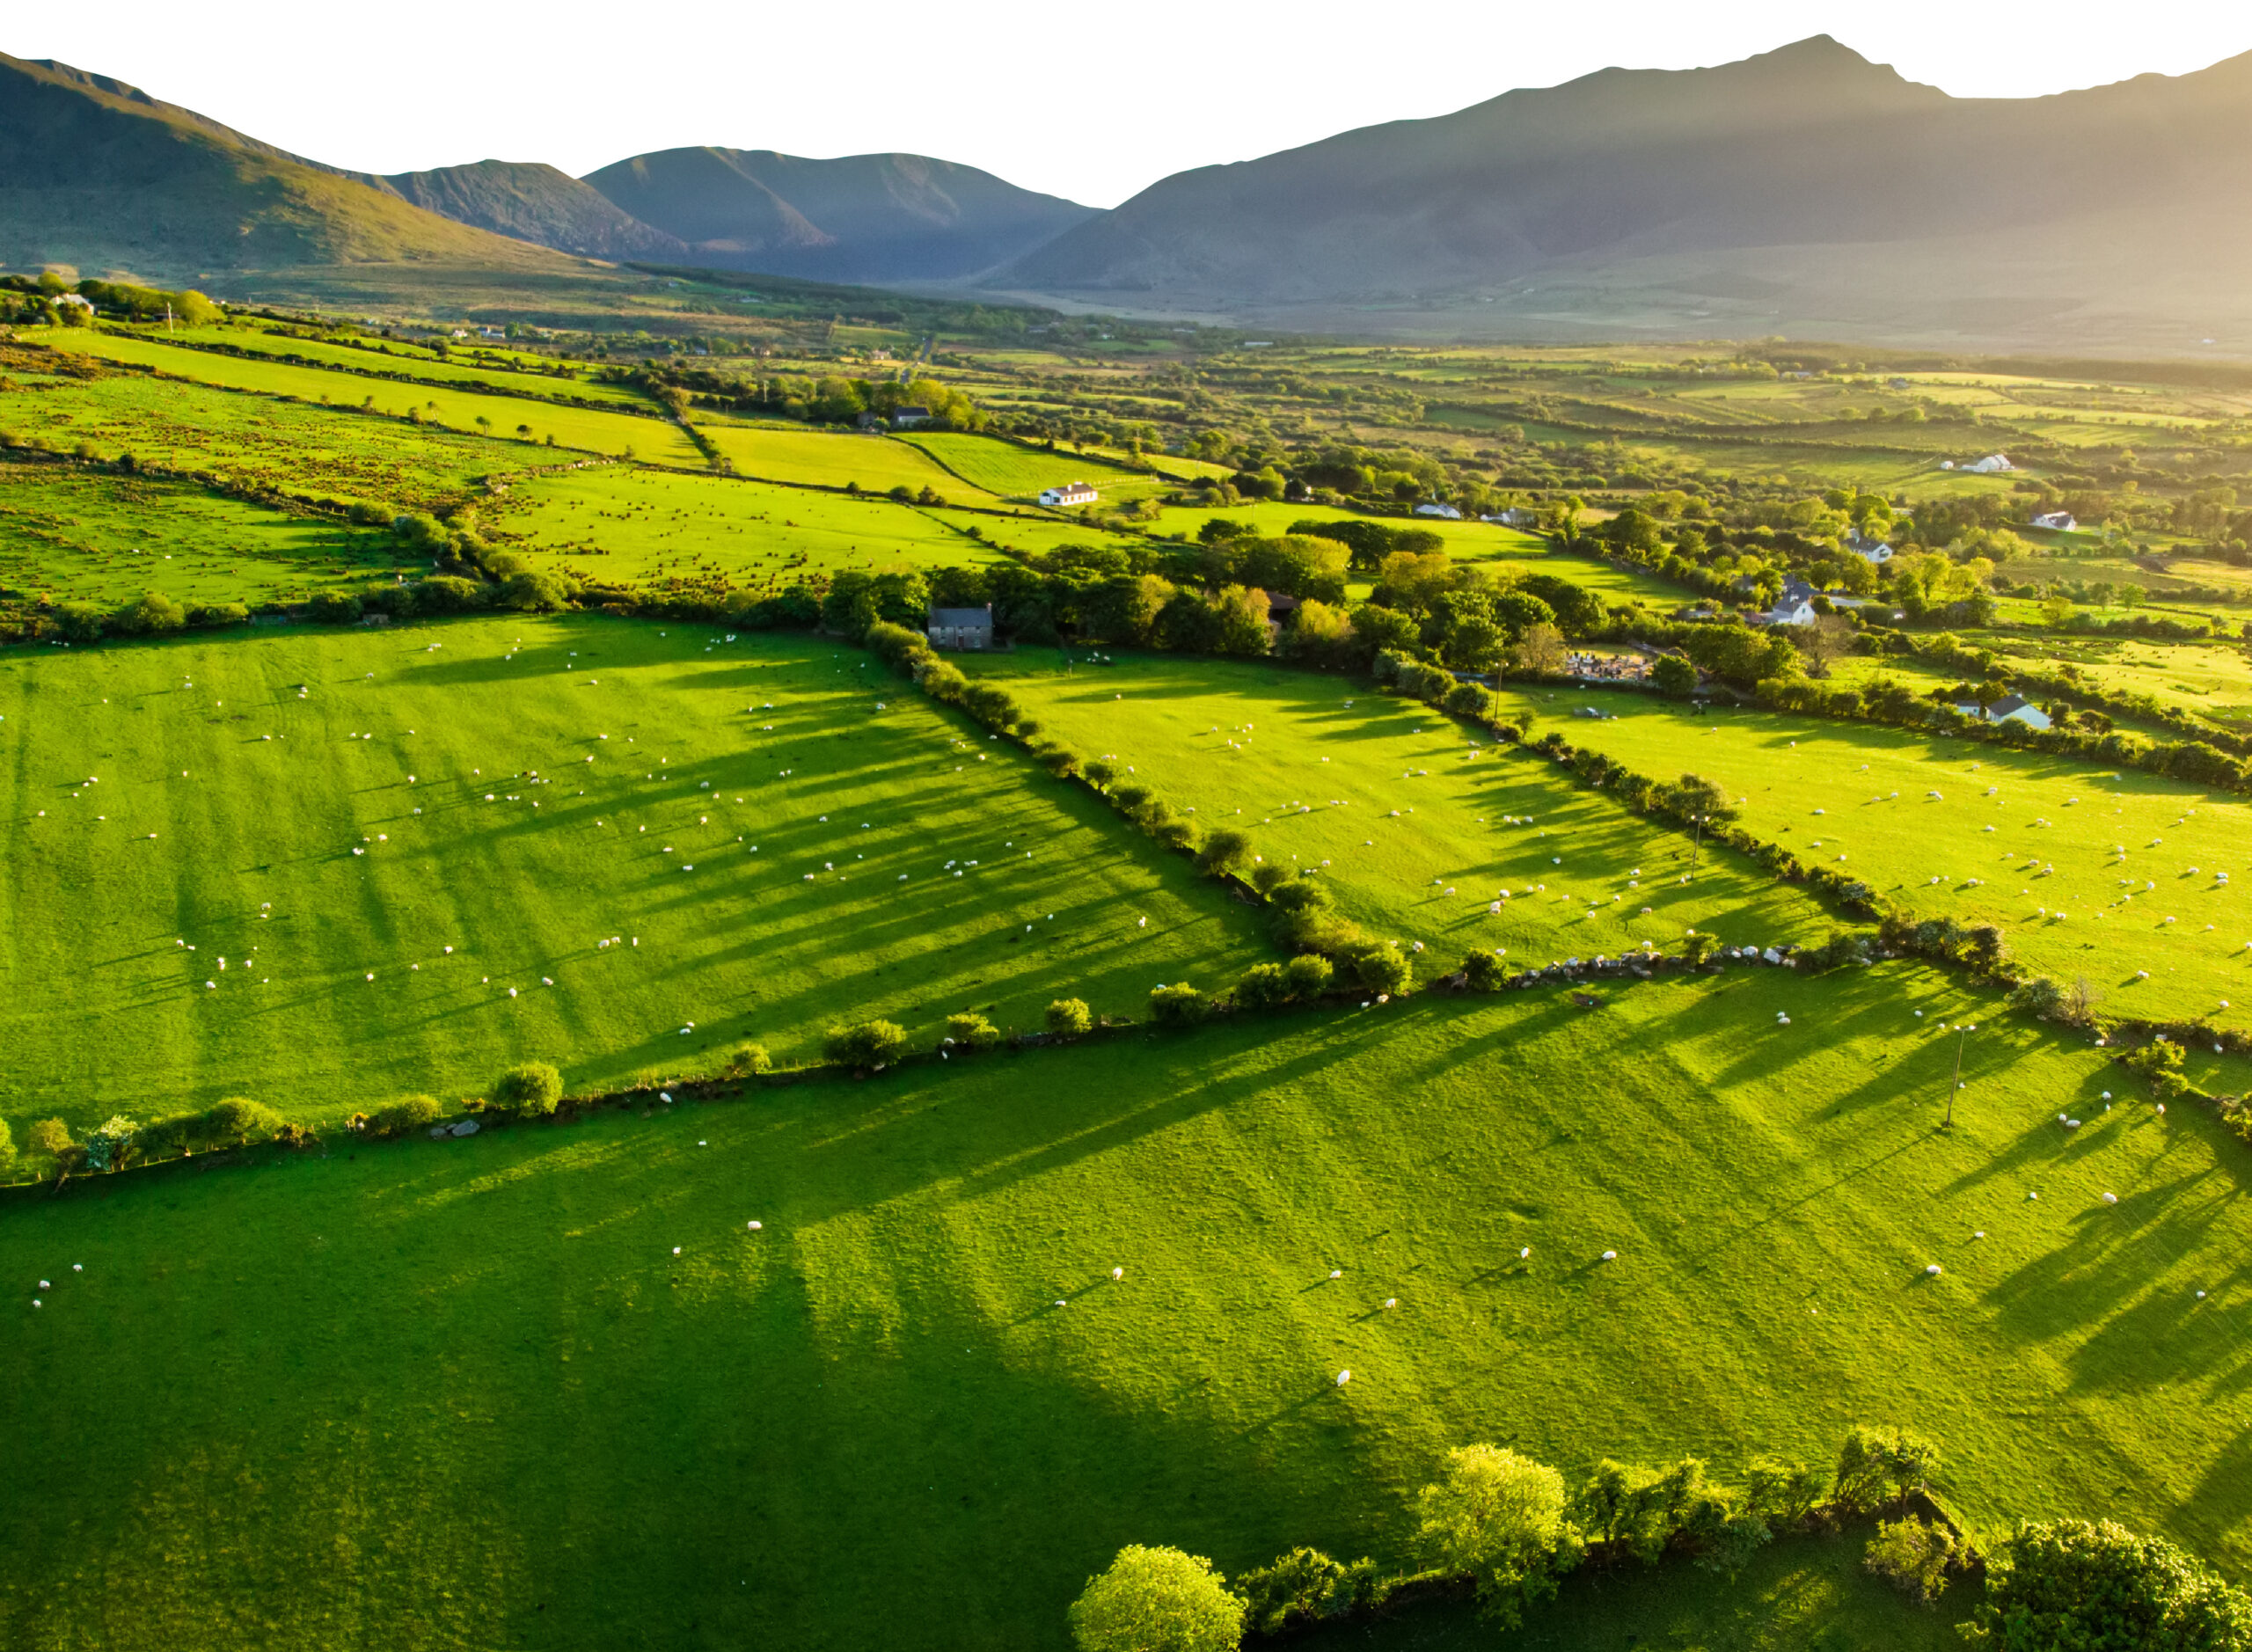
top-left (1195, 828), bottom-right (1254, 879)
top-left (26, 1118), bottom-right (72, 1162)
top-left (1149, 983), bottom-right (1210, 1027)
top-left (1966, 1520), bottom-right (2251, 1649)
top-left (1414, 1444), bottom-right (1573, 1629)
top-left (724, 1042), bottom-right (772, 1076)
top-left (1743, 1457), bottom-right (1830, 1527)
top-left (1682, 932), bottom-right (1722, 967)
top-left (1046, 998), bottom-right (1093, 1038)
top-left (944, 1012), bottom-right (1001, 1051)
top-left (112, 590), bottom-right (186, 635)
top-left (82, 1115), bottom-right (141, 1172)
top-left (2124, 1039), bottom-right (2192, 1101)
top-left (0, 1116), bottom-right (14, 1175)
top-left (307, 590), bottom-right (363, 625)
top-left (1652, 654), bottom-right (1699, 697)
top-left (865, 620), bottom-right (928, 671)
top-left (1249, 863), bottom-right (1294, 897)
top-left (206, 1096), bottom-right (283, 1143)
top-left (1802, 932), bottom-right (1875, 974)
top-left (1461, 950), bottom-right (1508, 990)
top-left (1863, 1516), bottom-right (1959, 1604)
top-left (493, 1061), bottom-right (564, 1118)
top-left (1832, 1424), bottom-right (1941, 1513)
top-left (185, 600), bottom-right (251, 629)
top-left (1034, 742), bottom-right (1081, 778)
top-left (1344, 943), bottom-right (1412, 996)
top-left (365, 1094), bottom-right (442, 1137)
top-left (1236, 1547), bottom-right (1385, 1634)
top-left (2007, 976), bottom-right (2066, 1018)
top-left (1233, 963), bottom-right (1291, 1011)
top-left (1283, 954), bottom-right (1334, 998)
top-left (826, 1020), bottom-right (908, 1068)
top-left (1068, 1545), bottom-right (1242, 1652)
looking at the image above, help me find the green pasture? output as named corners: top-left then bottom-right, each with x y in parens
top-left (47, 331), bottom-right (701, 466)
top-left (1491, 684), bottom-right (2252, 1030)
top-left (0, 615), bottom-right (1272, 1132)
top-left (2068, 639), bottom-right (2252, 727)
top-left (113, 325), bottom-right (651, 406)
top-left (698, 422), bottom-right (992, 500)
top-left (902, 432), bottom-right (1158, 501)
top-left (496, 466), bottom-right (1007, 584)
top-left (0, 462), bottom-right (414, 607)
top-left (8, 963), bottom-right (2249, 1648)
top-left (973, 652), bottom-right (1832, 966)
top-left (0, 363), bottom-right (526, 509)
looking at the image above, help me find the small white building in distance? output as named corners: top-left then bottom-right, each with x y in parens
top-left (1039, 481), bottom-right (1099, 508)
top-left (2032, 510), bottom-right (2077, 531)
top-left (927, 603), bottom-right (994, 651)
top-left (891, 406), bottom-right (932, 428)
top-left (1954, 693), bottom-right (2052, 730)
top-left (1414, 501), bottom-right (1463, 519)
top-left (1963, 453), bottom-right (2015, 474)
top-left (1482, 507), bottom-right (1538, 527)
top-left (1845, 526), bottom-right (1895, 564)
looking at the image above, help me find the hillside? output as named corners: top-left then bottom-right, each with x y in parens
top-left (581, 146), bottom-right (1096, 281)
top-left (0, 53), bottom-right (591, 282)
top-left (375, 160), bottom-right (688, 261)
top-left (999, 36), bottom-right (2252, 349)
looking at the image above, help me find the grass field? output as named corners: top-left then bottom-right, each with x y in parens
top-left (1487, 683), bottom-right (2252, 1030)
top-left (1, 353), bottom-right (531, 510)
top-left (113, 324), bottom-right (654, 406)
top-left (698, 422), bottom-right (995, 500)
top-left (496, 466), bottom-right (1008, 588)
top-left (8, 967), bottom-right (2247, 1648)
top-left (903, 433), bottom-right (1159, 501)
top-left (47, 331), bottom-right (702, 466)
top-left (0, 462), bottom-right (414, 606)
top-left (975, 651), bottom-right (1833, 967)
top-left (0, 615), bottom-right (1274, 1131)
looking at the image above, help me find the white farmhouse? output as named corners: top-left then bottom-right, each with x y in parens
top-left (1953, 693), bottom-right (2052, 730)
top-left (1414, 501), bottom-right (1462, 520)
top-left (1039, 481), bottom-right (1099, 508)
top-left (2031, 511), bottom-right (2077, 531)
top-left (1963, 453), bottom-right (2015, 474)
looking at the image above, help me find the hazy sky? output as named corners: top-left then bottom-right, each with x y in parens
top-left (13, 2), bottom-right (2251, 207)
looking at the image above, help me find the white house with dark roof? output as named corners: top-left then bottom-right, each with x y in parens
top-left (2031, 511), bottom-right (2077, 531)
top-left (1038, 481), bottom-right (1099, 508)
top-left (1954, 693), bottom-right (2051, 730)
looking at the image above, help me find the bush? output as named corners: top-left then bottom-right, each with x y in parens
top-left (1682, 932), bottom-right (1722, 966)
top-left (1233, 962), bottom-right (1291, 1011)
top-left (112, 589), bottom-right (186, 635)
top-left (1195, 828), bottom-right (1254, 879)
top-left (186, 601), bottom-right (251, 629)
top-left (826, 1020), bottom-right (908, 1068)
top-left (307, 590), bottom-right (363, 625)
top-left (1343, 943), bottom-right (1412, 996)
top-left (1652, 654), bottom-right (1699, 698)
top-left (1283, 954), bottom-right (1334, 998)
top-left (0, 1116), bottom-right (14, 1175)
top-left (2124, 1039), bottom-right (2192, 1101)
top-left (365, 1094), bottom-right (442, 1137)
top-left (1148, 983), bottom-right (1210, 1027)
top-left (1068, 1545), bottom-right (1242, 1652)
top-left (493, 1061), bottom-right (564, 1118)
top-left (1966, 1520), bottom-right (2252, 1649)
top-left (1864, 1516), bottom-right (1959, 1604)
top-left (1415, 1445), bottom-right (1573, 1629)
top-left (25, 1111), bottom-right (72, 1161)
top-left (1832, 1424), bottom-right (1941, 1513)
top-left (1237, 1547), bottom-right (1385, 1634)
top-left (1461, 950), bottom-right (1508, 990)
top-left (206, 1096), bottom-right (284, 1143)
top-left (1046, 998), bottom-right (1093, 1037)
top-left (944, 1012), bottom-right (1001, 1051)
top-left (725, 1042), bottom-right (772, 1076)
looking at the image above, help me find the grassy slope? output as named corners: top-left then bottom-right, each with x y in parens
top-left (127, 324), bottom-right (654, 406)
top-left (903, 432), bottom-right (1155, 499)
top-left (699, 423), bottom-right (994, 499)
top-left (495, 465), bottom-right (1006, 585)
top-left (0, 462), bottom-right (415, 606)
top-left (0, 355), bottom-right (529, 510)
top-left (6, 969), bottom-right (2247, 1649)
top-left (46, 331), bottom-right (699, 466)
top-left (1488, 683), bottom-right (2252, 1030)
top-left (974, 652), bottom-right (1834, 967)
top-left (0, 616), bottom-right (1273, 1130)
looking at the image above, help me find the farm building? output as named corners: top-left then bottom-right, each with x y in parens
top-left (1962, 453), bottom-right (2015, 473)
top-left (1039, 481), bottom-right (1099, 508)
top-left (1482, 507), bottom-right (1538, 527)
top-left (891, 406), bottom-right (933, 429)
top-left (1759, 576), bottom-right (1820, 627)
top-left (1414, 501), bottom-right (1463, 519)
top-left (927, 603), bottom-right (995, 651)
top-left (1954, 693), bottom-right (2052, 730)
top-left (2031, 510), bottom-right (2077, 530)
top-left (1845, 527), bottom-right (1895, 564)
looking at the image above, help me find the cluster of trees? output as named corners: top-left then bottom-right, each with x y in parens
top-left (645, 362), bottom-right (985, 431)
top-left (1067, 1424), bottom-right (1997, 1650)
top-left (0, 274), bottom-right (223, 329)
top-left (4, 1097), bottom-right (293, 1179)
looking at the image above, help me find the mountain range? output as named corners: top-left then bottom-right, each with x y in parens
top-left (10, 37), bottom-right (2252, 348)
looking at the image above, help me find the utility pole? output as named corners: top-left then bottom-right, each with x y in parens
top-left (1943, 1023), bottom-right (1976, 1128)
